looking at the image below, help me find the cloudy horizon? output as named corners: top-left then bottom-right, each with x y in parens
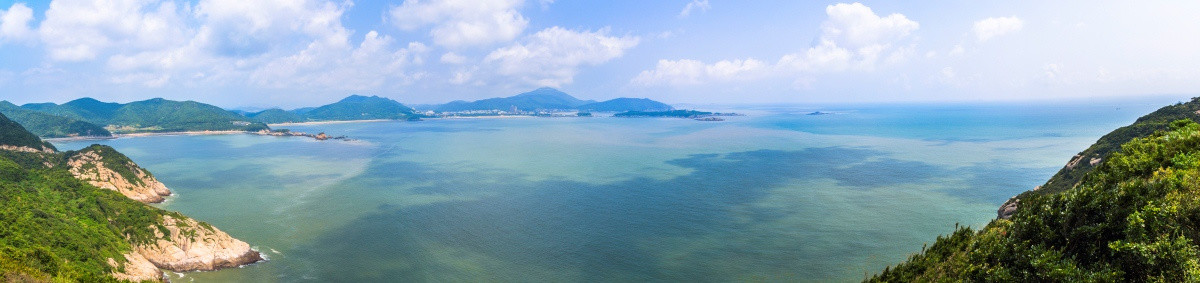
top-left (1, 0), bottom-right (1198, 108)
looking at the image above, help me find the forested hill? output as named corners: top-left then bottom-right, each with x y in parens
top-left (870, 100), bottom-right (1200, 281)
top-left (435, 87), bottom-right (593, 112)
top-left (0, 101), bottom-right (111, 138)
top-left (1029, 97), bottom-right (1200, 196)
top-left (578, 98), bottom-right (674, 112)
top-left (0, 111), bottom-right (261, 281)
top-left (0, 112), bottom-right (55, 151)
top-left (302, 95), bottom-right (415, 121)
top-left (17, 97), bottom-right (268, 134)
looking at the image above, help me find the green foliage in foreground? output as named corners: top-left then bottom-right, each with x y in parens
top-left (870, 120), bottom-right (1200, 282)
top-left (0, 150), bottom-right (179, 282)
top-left (0, 101), bottom-right (112, 138)
top-left (1035, 98), bottom-right (1200, 195)
top-left (613, 110), bottom-right (713, 118)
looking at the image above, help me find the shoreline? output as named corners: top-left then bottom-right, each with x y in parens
top-left (269, 119), bottom-right (398, 126)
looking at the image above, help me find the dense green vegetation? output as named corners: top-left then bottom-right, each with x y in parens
top-left (246, 108), bottom-right (305, 124)
top-left (18, 97), bottom-right (268, 134)
top-left (1033, 98), bottom-right (1200, 195)
top-left (577, 98), bottom-right (673, 112)
top-left (0, 101), bottom-right (111, 138)
top-left (0, 113), bottom-right (55, 151)
top-left (68, 145), bottom-right (151, 187)
top-left (23, 98), bottom-right (123, 124)
top-left (435, 87), bottom-right (593, 112)
top-left (871, 119), bottom-right (1200, 282)
top-left (303, 95), bottom-right (414, 121)
top-left (613, 110), bottom-right (713, 118)
top-left (0, 113), bottom-right (204, 281)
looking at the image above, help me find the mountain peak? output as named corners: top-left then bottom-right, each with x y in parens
top-left (339, 94), bottom-right (387, 103)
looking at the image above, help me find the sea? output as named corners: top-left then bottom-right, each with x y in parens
top-left (53, 97), bottom-right (1184, 282)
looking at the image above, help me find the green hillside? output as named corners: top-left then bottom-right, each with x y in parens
top-left (0, 113), bottom-right (55, 151)
top-left (247, 108), bottom-right (305, 124)
top-left (871, 113), bottom-right (1200, 281)
top-left (22, 98), bottom-right (122, 125)
top-left (578, 98), bottom-right (673, 112)
top-left (436, 87), bottom-right (592, 112)
top-left (1031, 98), bottom-right (1200, 196)
top-left (0, 113), bottom-right (186, 281)
top-left (0, 102), bottom-right (111, 138)
top-left (304, 95), bottom-right (414, 121)
top-left (19, 98), bottom-right (268, 134)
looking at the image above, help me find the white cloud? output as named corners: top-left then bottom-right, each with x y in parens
top-left (637, 2), bottom-right (917, 87)
top-left (39, 0), bottom-right (190, 61)
top-left (820, 3), bottom-right (918, 50)
top-left (251, 31), bottom-right (429, 90)
top-left (678, 0), bottom-right (710, 18)
top-left (632, 58), bottom-right (765, 86)
top-left (389, 0), bottom-right (528, 48)
top-left (0, 3), bottom-right (34, 43)
top-left (485, 27), bottom-right (638, 87)
top-left (948, 44), bottom-right (964, 56)
top-left (440, 52), bottom-right (467, 64)
top-left (974, 16), bottom-right (1023, 42)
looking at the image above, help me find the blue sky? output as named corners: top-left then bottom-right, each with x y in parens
top-left (1, 0), bottom-right (1198, 108)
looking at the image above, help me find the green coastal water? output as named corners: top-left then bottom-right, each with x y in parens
top-left (53, 101), bottom-right (1173, 282)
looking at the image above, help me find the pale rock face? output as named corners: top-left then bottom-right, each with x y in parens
top-left (108, 252), bottom-right (163, 282)
top-left (0, 144), bottom-right (54, 153)
top-left (134, 215), bottom-right (263, 272)
top-left (67, 150), bottom-right (172, 203)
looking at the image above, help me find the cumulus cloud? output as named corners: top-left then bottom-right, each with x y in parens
top-left (27, 0), bottom-right (430, 92)
top-left (632, 58), bottom-right (765, 86)
top-left (389, 0), bottom-right (528, 48)
top-left (39, 0), bottom-right (190, 61)
top-left (251, 31), bottom-right (429, 90)
top-left (678, 0), bottom-right (710, 18)
top-left (819, 2), bottom-right (918, 50)
top-left (974, 16), bottom-right (1023, 42)
top-left (440, 52), bottom-right (467, 64)
top-left (636, 2), bottom-right (917, 87)
top-left (0, 3), bottom-right (34, 43)
top-left (485, 27), bottom-right (638, 87)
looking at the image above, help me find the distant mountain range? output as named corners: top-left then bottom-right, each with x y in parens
top-left (2, 97), bottom-right (268, 136)
top-left (2, 88), bottom-right (673, 137)
top-left (243, 95), bottom-right (416, 124)
top-left (578, 98), bottom-right (673, 112)
top-left (240, 87), bottom-right (673, 124)
top-left (436, 87), bottom-right (595, 112)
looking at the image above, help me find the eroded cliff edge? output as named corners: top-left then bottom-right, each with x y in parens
top-left (62, 145), bottom-right (264, 281)
top-left (67, 145), bottom-right (172, 203)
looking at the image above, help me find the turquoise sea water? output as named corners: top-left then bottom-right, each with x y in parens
top-left (54, 99), bottom-right (1179, 282)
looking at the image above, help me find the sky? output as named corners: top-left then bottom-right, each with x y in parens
top-left (1, 0), bottom-right (1199, 108)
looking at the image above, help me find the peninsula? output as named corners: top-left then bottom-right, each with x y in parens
top-left (0, 112), bottom-right (261, 281)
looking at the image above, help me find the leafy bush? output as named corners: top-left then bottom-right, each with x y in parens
top-left (871, 120), bottom-right (1200, 282)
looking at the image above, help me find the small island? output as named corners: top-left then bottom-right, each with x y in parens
top-left (613, 110), bottom-right (741, 121)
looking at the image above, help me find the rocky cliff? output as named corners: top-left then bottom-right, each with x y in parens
top-left (66, 145), bottom-right (172, 203)
top-left (105, 214), bottom-right (264, 281)
top-left (134, 215), bottom-right (263, 272)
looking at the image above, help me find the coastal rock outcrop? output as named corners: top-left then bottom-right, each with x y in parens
top-left (134, 215), bottom-right (263, 272)
top-left (66, 145), bottom-right (172, 203)
top-left (109, 252), bottom-right (164, 282)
